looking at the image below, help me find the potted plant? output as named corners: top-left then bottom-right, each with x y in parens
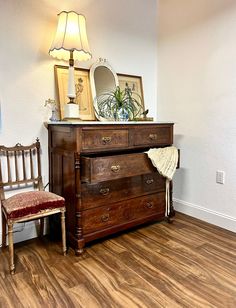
top-left (95, 85), bottom-right (143, 121)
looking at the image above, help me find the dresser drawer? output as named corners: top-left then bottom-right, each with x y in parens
top-left (81, 129), bottom-right (128, 151)
top-left (81, 153), bottom-right (156, 183)
top-left (132, 126), bottom-right (172, 146)
top-left (82, 193), bottom-right (165, 234)
top-left (81, 173), bottom-right (165, 210)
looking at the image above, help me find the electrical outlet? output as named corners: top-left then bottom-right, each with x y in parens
top-left (216, 170), bottom-right (225, 184)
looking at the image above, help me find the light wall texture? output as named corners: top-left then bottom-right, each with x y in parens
top-left (0, 0), bottom-right (157, 243)
top-left (158, 0), bottom-right (236, 231)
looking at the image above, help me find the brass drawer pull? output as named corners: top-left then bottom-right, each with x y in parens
top-left (101, 214), bottom-right (110, 222)
top-left (146, 202), bottom-right (153, 209)
top-left (99, 187), bottom-right (110, 196)
top-left (102, 137), bottom-right (112, 144)
top-left (111, 165), bottom-right (120, 173)
top-left (146, 179), bottom-right (154, 185)
top-left (149, 134), bottom-right (157, 140)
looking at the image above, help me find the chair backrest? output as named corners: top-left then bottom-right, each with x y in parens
top-left (0, 138), bottom-right (43, 201)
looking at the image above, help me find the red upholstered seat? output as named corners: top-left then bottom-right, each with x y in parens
top-left (1, 140), bottom-right (67, 274)
top-left (2, 191), bottom-right (65, 219)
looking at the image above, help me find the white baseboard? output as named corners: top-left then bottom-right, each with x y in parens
top-left (174, 198), bottom-right (236, 233)
top-left (1, 200), bottom-right (235, 246)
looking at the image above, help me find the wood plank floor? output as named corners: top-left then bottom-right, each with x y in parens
top-left (1, 212), bottom-right (236, 307)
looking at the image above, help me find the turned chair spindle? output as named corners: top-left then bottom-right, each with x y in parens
top-left (0, 139), bottom-right (67, 274)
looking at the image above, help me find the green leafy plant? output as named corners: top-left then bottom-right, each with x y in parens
top-left (95, 85), bottom-right (143, 121)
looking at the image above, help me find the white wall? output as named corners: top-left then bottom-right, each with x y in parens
top-left (158, 0), bottom-right (236, 232)
top-left (0, 0), bottom-right (157, 243)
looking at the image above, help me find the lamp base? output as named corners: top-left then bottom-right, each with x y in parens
top-left (64, 103), bottom-right (80, 119)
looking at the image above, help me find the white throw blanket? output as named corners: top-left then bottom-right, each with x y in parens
top-left (146, 146), bottom-right (178, 216)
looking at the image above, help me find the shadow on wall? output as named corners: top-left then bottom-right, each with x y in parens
top-left (173, 134), bottom-right (185, 198)
top-left (0, 99), bottom-right (1, 132)
top-left (158, 0), bottom-right (236, 39)
top-left (174, 134), bottom-right (184, 148)
top-left (173, 167), bottom-right (186, 200)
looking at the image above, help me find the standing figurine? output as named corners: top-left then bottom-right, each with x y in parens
top-left (44, 99), bottom-right (59, 121)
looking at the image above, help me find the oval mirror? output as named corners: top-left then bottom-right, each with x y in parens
top-left (90, 59), bottom-right (119, 121)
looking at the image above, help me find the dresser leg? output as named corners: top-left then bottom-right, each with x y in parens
top-left (75, 239), bottom-right (85, 255)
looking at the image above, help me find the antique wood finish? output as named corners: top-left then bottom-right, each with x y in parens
top-left (0, 140), bottom-right (66, 274)
top-left (1, 213), bottom-right (236, 307)
top-left (81, 173), bottom-right (166, 210)
top-left (48, 123), bottom-right (174, 253)
top-left (82, 193), bottom-right (165, 235)
top-left (132, 126), bottom-right (173, 147)
top-left (0, 141), bottom-right (43, 191)
top-left (81, 153), bottom-right (156, 183)
top-left (81, 129), bottom-right (129, 150)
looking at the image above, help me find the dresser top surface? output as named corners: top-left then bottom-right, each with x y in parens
top-left (46, 121), bottom-right (174, 127)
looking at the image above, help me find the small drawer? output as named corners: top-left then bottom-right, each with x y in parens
top-left (81, 173), bottom-right (166, 210)
top-left (82, 193), bottom-right (165, 234)
top-left (130, 192), bottom-right (165, 221)
top-left (81, 153), bottom-right (156, 183)
top-left (81, 129), bottom-right (128, 151)
top-left (132, 126), bottom-right (172, 146)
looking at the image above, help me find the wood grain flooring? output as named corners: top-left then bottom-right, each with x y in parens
top-left (1, 212), bottom-right (236, 307)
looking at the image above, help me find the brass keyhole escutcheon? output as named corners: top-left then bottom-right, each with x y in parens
top-left (101, 214), bottom-right (110, 222)
top-left (111, 165), bottom-right (120, 173)
top-left (99, 187), bottom-right (110, 196)
top-left (146, 202), bottom-right (153, 209)
top-left (149, 134), bottom-right (157, 140)
top-left (102, 137), bottom-right (112, 144)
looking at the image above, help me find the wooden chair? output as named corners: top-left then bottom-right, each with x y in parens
top-left (0, 138), bottom-right (66, 274)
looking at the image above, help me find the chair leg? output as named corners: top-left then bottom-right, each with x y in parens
top-left (61, 210), bottom-right (67, 256)
top-left (40, 218), bottom-right (44, 238)
top-left (1, 212), bottom-right (7, 249)
top-left (8, 223), bottom-right (15, 275)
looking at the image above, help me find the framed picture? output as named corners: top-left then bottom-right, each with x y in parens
top-left (117, 73), bottom-right (145, 117)
top-left (54, 65), bottom-right (95, 120)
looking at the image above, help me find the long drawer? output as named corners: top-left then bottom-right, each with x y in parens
top-left (81, 173), bottom-right (165, 210)
top-left (81, 153), bottom-right (156, 183)
top-left (82, 193), bottom-right (165, 235)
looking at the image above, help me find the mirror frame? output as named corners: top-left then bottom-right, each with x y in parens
top-left (90, 58), bottom-right (119, 121)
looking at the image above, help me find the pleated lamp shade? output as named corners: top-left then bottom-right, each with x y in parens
top-left (49, 11), bottom-right (92, 61)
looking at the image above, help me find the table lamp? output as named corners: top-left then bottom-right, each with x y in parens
top-left (49, 11), bottom-right (92, 119)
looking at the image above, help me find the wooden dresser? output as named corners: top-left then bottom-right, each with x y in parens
top-left (48, 122), bottom-right (175, 254)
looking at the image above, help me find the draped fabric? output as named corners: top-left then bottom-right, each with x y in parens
top-left (146, 146), bottom-right (178, 216)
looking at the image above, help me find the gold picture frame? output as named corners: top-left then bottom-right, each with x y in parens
top-left (54, 65), bottom-right (95, 120)
top-left (117, 73), bottom-right (145, 116)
